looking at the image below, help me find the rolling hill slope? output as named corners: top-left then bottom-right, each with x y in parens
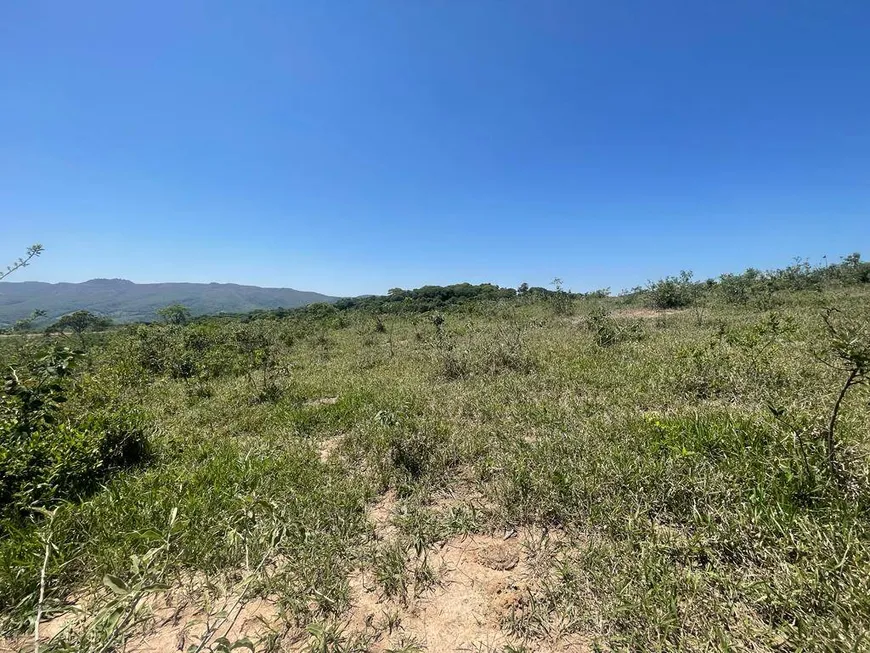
top-left (0, 278), bottom-right (337, 325)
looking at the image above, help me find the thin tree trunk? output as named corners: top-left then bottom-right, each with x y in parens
top-left (827, 368), bottom-right (859, 476)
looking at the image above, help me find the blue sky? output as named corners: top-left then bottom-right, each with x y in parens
top-left (2, 1), bottom-right (868, 296)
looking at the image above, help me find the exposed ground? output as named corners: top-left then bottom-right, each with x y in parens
top-left (8, 502), bottom-right (584, 652)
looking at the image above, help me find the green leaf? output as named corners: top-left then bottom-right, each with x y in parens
top-left (141, 546), bottom-right (164, 565)
top-left (103, 574), bottom-right (130, 595)
top-left (138, 528), bottom-right (164, 543)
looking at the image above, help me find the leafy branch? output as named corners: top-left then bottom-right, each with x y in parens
top-left (1, 244), bottom-right (44, 281)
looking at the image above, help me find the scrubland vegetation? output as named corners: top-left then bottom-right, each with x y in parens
top-left (2, 251), bottom-right (870, 652)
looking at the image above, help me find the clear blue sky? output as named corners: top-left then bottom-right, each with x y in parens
top-left (2, 1), bottom-right (868, 296)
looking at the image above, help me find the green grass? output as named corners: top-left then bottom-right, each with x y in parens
top-left (1, 286), bottom-right (869, 651)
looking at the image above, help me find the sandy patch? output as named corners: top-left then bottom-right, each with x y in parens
top-left (317, 435), bottom-right (342, 462)
top-left (345, 531), bottom-right (590, 652)
top-left (305, 396), bottom-right (339, 407)
top-left (3, 578), bottom-right (283, 653)
top-left (370, 490), bottom-right (399, 541)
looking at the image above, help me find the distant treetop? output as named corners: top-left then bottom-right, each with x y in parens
top-left (157, 304), bottom-right (192, 325)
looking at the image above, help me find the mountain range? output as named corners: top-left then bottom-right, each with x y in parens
top-left (0, 279), bottom-right (337, 326)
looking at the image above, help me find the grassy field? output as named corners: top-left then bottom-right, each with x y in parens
top-left (1, 282), bottom-right (869, 652)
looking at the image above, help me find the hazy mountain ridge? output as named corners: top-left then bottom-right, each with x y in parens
top-left (0, 278), bottom-right (337, 325)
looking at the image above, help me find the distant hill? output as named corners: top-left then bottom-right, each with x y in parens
top-left (0, 279), bottom-right (337, 325)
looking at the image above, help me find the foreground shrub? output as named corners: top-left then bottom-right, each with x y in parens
top-left (0, 409), bottom-right (148, 522)
top-left (1, 345), bottom-right (149, 522)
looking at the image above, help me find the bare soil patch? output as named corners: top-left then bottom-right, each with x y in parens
top-left (613, 307), bottom-right (681, 319)
top-left (317, 434), bottom-right (342, 462)
top-left (370, 490), bottom-right (399, 541)
top-left (305, 396), bottom-right (339, 407)
top-left (3, 580), bottom-right (283, 653)
top-left (346, 532), bottom-right (590, 652)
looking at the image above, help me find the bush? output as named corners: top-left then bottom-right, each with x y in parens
top-left (716, 269), bottom-right (764, 305)
top-left (1, 344), bottom-right (149, 522)
top-left (646, 271), bottom-right (698, 309)
top-left (0, 409), bottom-right (148, 520)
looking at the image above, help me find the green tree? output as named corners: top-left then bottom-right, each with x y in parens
top-left (51, 310), bottom-right (111, 345)
top-left (156, 304), bottom-right (192, 325)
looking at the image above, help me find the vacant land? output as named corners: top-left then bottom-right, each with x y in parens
top-left (2, 271), bottom-right (869, 651)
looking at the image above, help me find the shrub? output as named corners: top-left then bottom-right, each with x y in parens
top-left (646, 271), bottom-right (698, 309)
top-left (819, 307), bottom-right (870, 477)
top-left (717, 269), bottom-right (765, 305)
top-left (1, 344), bottom-right (149, 521)
top-left (550, 278), bottom-right (574, 316)
top-left (0, 409), bottom-right (148, 520)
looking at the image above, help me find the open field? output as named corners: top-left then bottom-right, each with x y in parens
top-left (2, 281), bottom-right (869, 652)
